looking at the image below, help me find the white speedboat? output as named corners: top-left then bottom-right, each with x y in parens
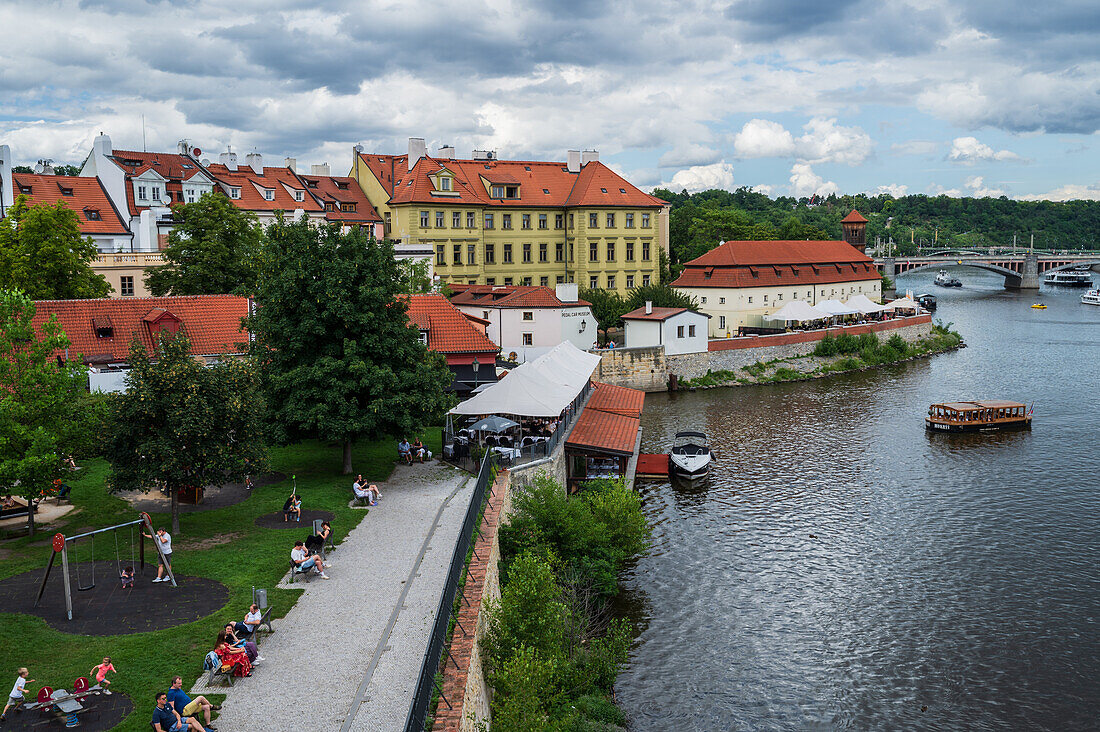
top-left (1081, 289), bottom-right (1100, 306)
top-left (1044, 270), bottom-right (1092, 287)
top-left (934, 270), bottom-right (961, 287)
top-left (670, 431), bottom-right (714, 478)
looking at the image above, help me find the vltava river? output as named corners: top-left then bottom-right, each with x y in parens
top-left (617, 268), bottom-right (1100, 731)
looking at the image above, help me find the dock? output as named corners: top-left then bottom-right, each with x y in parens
top-left (636, 453), bottom-right (670, 478)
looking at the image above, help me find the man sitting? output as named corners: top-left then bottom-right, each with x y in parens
top-left (398, 438), bottom-right (414, 465)
top-left (235, 603), bottom-right (263, 638)
top-left (352, 475), bottom-right (380, 505)
top-left (151, 692), bottom-right (208, 732)
top-left (290, 540), bottom-right (329, 579)
top-left (166, 676), bottom-right (219, 731)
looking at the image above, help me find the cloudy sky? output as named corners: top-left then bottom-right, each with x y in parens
top-left (2, 0), bottom-right (1098, 200)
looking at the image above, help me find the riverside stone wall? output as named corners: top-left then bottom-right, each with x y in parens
top-left (593, 345), bottom-right (667, 392)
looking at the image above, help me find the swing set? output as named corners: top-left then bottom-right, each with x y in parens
top-left (33, 512), bottom-right (175, 621)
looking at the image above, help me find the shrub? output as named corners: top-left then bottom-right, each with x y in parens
top-left (856, 332), bottom-right (879, 350)
top-left (814, 333), bottom-right (838, 357)
top-left (887, 333), bottom-right (909, 355)
top-left (834, 333), bottom-right (860, 354)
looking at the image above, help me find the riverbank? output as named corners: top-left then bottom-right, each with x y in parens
top-left (680, 324), bottom-right (963, 388)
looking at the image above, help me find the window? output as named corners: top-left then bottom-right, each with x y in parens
top-left (229, 187), bottom-right (241, 200)
top-left (120, 276), bottom-right (134, 297)
top-left (85, 209), bottom-right (102, 221)
top-left (542, 188), bottom-right (549, 193)
top-left (688, 324), bottom-right (696, 337)
top-left (491, 185), bottom-right (504, 198)
top-left (522, 311), bottom-right (534, 321)
top-left (626, 241), bottom-right (634, 261)
top-left (540, 276), bottom-right (549, 286)
top-left (555, 242), bottom-right (564, 262)
top-left (467, 211), bottom-right (476, 228)
top-left (152, 186), bottom-right (162, 201)
top-left (642, 274), bottom-right (651, 286)
top-left (504, 277), bottom-right (513, 285)
top-left (642, 212), bottom-right (651, 227)
top-left (503, 243), bottom-right (513, 263)
top-left (436, 245), bottom-right (445, 265)
top-left (522, 333), bottom-right (533, 346)
top-left (626, 275), bottom-right (634, 288)
top-left (420, 210), bottom-right (430, 228)
top-left (569, 243), bottom-right (574, 261)
top-left (468, 244), bottom-right (476, 265)
top-left (778, 293), bottom-right (783, 301)
top-left (485, 279), bottom-right (495, 286)
top-left (522, 276), bottom-right (532, 286)
top-left (539, 242), bottom-right (548, 262)
top-left (677, 325), bottom-right (685, 338)
top-left (601, 188), bottom-right (607, 193)
top-left (341, 203), bottom-right (356, 212)
top-left (701, 296), bottom-right (707, 303)
top-left (523, 242), bottom-right (532, 263)
top-left (763, 294), bottom-right (768, 302)
top-left (606, 212), bottom-right (615, 228)
top-left (436, 211), bottom-right (445, 228)
top-left (522, 213), bottom-right (531, 229)
top-left (485, 243), bottom-right (495, 264)
top-left (418, 331), bottom-right (428, 346)
top-left (138, 185), bottom-right (148, 200)
top-left (607, 275), bottom-right (616, 289)
top-left (589, 212), bottom-right (598, 228)
top-left (642, 242), bottom-right (651, 261)
top-left (620, 188), bottom-right (627, 193)
top-left (384, 212), bottom-right (391, 232)
top-left (748, 296), bottom-right (753, 303)
top-left (590, 276), bottom-right (599, 289)
top-left (625, 212), bottom-right (634, 228)
top-left (186, 188), bottom-right (196, 203)
top-left (453, 211), bottom-right (462, 228)
top-left (294, 190), bottom-right (304, 202)
top-left (502, 213), bottom-right (512, 229)
top-left (440, 176), bottom-right (451, 191)
top-left (719, 297), bottom-right (726, 304)
top-left (60, 187), bottom-right (74, 197)
top-left (555, 213), bottom-right (564, 229)
top-left (719, 316), bottom-right (726, 330)
top-left (538, 213), bottom-right (548, 229)
top-left (453, 244), bottom-right (462, 265)
top-left (606, 242), bottom-right (615, 261)
top-left (589, 242), bottom-right (598, 262)
top-left (557, 275), bottom-right (565, 284)
top-left (569, 214), bottom-right (575, 228)
top-left (484, 213), bottom-right (494, 229)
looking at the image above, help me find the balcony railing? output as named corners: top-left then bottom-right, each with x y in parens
top-left (92, 253), bottom-right (165, 266)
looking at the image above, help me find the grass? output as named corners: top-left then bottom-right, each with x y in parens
top-left (0, 429), bottom-right (440, 731)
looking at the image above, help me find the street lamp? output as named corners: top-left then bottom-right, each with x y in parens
top-left (471, 356), bottom-right (480, 389)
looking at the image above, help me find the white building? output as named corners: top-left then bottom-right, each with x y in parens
top-left (622, 303), bottom-right (710, 355)
top-left (450, 283), bottom-right (596, 362)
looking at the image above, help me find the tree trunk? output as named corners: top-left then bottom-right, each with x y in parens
top-left (170, 486), bottom-right (180, 535)
top-left (342, 440), bottom-right (353, 475)
top-left (26, 501), bottom-right (35, 538)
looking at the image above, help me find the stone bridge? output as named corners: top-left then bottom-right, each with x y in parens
top-left (874, 253), bottom-right (1100, 290)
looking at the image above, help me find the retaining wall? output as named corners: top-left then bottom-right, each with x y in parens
top-left (593, 345), bottom-right (667, 392)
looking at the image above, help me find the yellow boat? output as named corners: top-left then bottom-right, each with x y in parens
top-left (1031, 303), bottom-right (1047, 309)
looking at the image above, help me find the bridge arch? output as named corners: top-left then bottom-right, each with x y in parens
top-left (893, 260), bottom-right (1022, 280)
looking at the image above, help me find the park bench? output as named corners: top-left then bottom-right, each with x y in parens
top-left (240, 605), bottom-right (275, 639)
top-left (288, 560), bottom-right (316, 584)
top-left (201, 651), bottom-right (236, 687)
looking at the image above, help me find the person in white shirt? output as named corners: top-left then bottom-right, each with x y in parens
top-left (2, 668), bottom-right (34, 722)
top-left (142, 527), bottom-right (174, 582)
top-left (352, 475), bottom-right (380, 505)
top-left (290, 541), bottom-right (328, 579)
top-left (235, 604), bottom-right (263, 637)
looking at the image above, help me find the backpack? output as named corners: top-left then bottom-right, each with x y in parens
top-left (203, 650), bottom-right (221, 671)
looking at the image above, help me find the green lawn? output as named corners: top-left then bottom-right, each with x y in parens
top-left (0, 429), bottom-right (440, 731)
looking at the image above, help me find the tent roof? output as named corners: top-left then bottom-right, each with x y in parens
top-left (845, 294), bottom-right (887, 314)
top-left (886, 296), bottom-right (919, 309)
top-left (815, 299), bottom-right (859, 316)
top-left (765, 300), bottom-right (830, 323)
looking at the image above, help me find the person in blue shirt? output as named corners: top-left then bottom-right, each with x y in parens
top-left (151, 691), bottom-right (207, 732)
top-left (166, 676), bottom-right (218, 730)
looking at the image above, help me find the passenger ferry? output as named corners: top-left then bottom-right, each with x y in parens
top-left (1081, 289), bottom-right (1100, 306)
top-left (1043, 270), bottom-right (1092, 287)
top-left (926, 401), bottom-right (1032, 433)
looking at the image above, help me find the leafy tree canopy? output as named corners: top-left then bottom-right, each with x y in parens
top-left (0, 196), bottom-right (110, 299)
top-left (248, 217), bottom-right (454, 474)
top-left (145, 193), bottom-right (263, 296)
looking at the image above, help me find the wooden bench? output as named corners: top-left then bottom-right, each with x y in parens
top-left (243, 605), bottom-right (275, 637)
top-left (200, 653), bottom-right (236, 687)
top-left (288, 560), bottom-right (316, 584)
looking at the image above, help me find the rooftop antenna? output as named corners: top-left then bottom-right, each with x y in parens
top-left (142, 114), bottom-right (147, 153)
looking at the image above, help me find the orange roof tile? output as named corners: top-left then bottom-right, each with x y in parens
top-left (357, 153), bottom-right (408, 196)
top-left (672, 240), bottom-right (880, 289)
top-left (205, 164), bottom-right (323, 214)
top-left (108, 149), bottom-right (213, 215)
top-left (587, 382), bottom-right (645, 418)
top-left (621, 306), bottom-right (689, 321)
top-left (566, 408), bottom-right (640, 456)
top-left (11, 174), bottom-right (129, 235)
top-left (841, 210), bottom-right (868, 223)
top-left (31, 295), bottom-right (250, 364)
top-left (298, 174), bottom-right (382, 224)
top-left (450, 284), bottom-right (590, 309)
top-left (404, 294), bottom-right (499, 356)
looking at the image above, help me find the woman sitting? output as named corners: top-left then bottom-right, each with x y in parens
top-left (215, 632), bottom-right (253, 677)
top-left (222, 623), bottom-right (262, 663)
top-left (283, 494), bottom-right (302, 522)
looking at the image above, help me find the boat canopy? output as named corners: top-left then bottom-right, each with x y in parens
top-left (674, 431), bottom-right (708, 440)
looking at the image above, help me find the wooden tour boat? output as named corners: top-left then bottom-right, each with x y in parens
top-left (926, 401), bottom-right (1032, 433)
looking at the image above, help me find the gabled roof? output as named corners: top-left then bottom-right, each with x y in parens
top-left (671, 240), bottom-right (880, 289)
top-left (684, 240), bottom-right (873, 268)
top-left (204, 164), bottom-right (324, 213)
top-left (622, 306), bottom-right (689, 321)
top-left (357, 153), bottom-right (408, 196)
top-left (297, 174), bottom-right (382, 224)
top-left (564, 161), bottom-right (666, 207)
top-left (586, 382), bottom-right (645, 418)
top-left (107, 149), bottom-right (212, 215)
top-left (404, 294), bottom-right (499, 355)
top-left (31, 295), bottom-right (250, 364)
top-left (449, 284), bottom-right (591, 309)
top-left (10, 174), bottom-right (130, 235)
top-left (841, 210), bottom-right (868, 223)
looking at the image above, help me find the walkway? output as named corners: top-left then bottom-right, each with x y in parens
top-left (196, 461), bottom-right (474, 732)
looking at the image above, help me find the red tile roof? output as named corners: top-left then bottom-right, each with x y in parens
top-left (672, 240), bottom-right (880, 289)
top-left (621, 306), bottom-right (689, 321)
top-left (357, 153), bottom-right (408, 196)
top-left (564, 161), bottom-right (667, 208)
top-left (566, 408), bottom-right (640, 456)
top-left (298, 174), bottom-right (382, 224)
top-left (11, 174), bottom-right (129, 235)
top-left (31, 295), bottom-right (250, 364)
top-left (107, 149), bottom-right (212, 215)
top-left (841, 210), bottom-right (868, 223)
top-left (450, 284), bottom-right (590, 309)
top-left (204, 164), bottom-right (324, 214)
top-left (404, 294), bottom-right (499, 356)
top-left (586, 382), bottom-right (645, 418)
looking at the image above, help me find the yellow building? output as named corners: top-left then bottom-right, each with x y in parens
top-left (350, 140), bottom-right (669, 294)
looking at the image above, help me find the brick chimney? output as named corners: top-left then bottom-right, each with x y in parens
top-left (245, 153), bottom-right (263, 175)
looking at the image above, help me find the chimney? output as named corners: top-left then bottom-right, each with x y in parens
top-left (310, 163), bottom-right (331, 176)
top-left (438, 145), bottom-right (455, 159)
top-left (581, 149), bottom-right (599, 166)
top-left (0, 145), bottom-right (13, 211)
top-left (245, 152), bottom-right (263, 174)
top-left (284, 157), bottom-right (296, 172)
top-left (408, 137), bottom-right (427, 171)
top-left (220, 150), bottom-right (238, 172)
top-left (566, 150), bottom-right (581, 173)
top-left (177, 140), bottom-right (190, 155)
top-left (472, 149), bottom-right (497, 161)
top-left (34, 159), bottom-right (54, 175)
top-left (645, 300), bottom-right (653, 315)
top-left (92, 132), bottom-right (112, 157)
top-left (555, 282), bottom-right (578, 303)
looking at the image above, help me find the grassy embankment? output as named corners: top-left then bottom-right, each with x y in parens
top-left (682, 323), bottom-right (963, 388)
top-left (0, 430), bottom-right (439, 732)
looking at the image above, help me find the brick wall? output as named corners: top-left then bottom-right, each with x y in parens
top-left (593, 345), bottom-right (667, 392)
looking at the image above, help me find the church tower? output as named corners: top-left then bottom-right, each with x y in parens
top-left (841, 210), bottom-right (868, 254)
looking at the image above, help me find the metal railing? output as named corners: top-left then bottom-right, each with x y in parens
top-left (404, 449), bottom-right (496, 732)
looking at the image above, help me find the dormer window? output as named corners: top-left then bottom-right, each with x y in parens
top-left (85, 209), bottom-right (102, 221)
top-left (341, 203), bottom-right (356, 212)
top-left (417, 330), bottom-right (428, 346)
top-left (506, 186), bottom-right (518, 198)
top-left (325, 202), bottom-right (336, 211)
top-left (294, 190), bottom-right (304, 202)
top-left (93, 316), bottom-right (113, 339)
top-left (491, 185), bottom-right (504, 198)
top-left (305, 180), bottom-right (318, 188)
top-left (439, 177), bottom-right (451, 191)
top-left (263, 188), bottom-right (275, 201)
top-left (230, 187), bottom-right (241, 199)
top-left (151, 186), bottom-right (161, 201)
top-left (335, 180), bottom-right (348, 189)
top-left (137, 185), bottom-right (148, 201)
top-left (601, 188), bottom-right (607, 193)
top-left (60, 187), bottom-right (74, 196)
top-left (18, 184), bottom-right (31, 194)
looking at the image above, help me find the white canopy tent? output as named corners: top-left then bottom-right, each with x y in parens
top-left (845, 294), bottom-right (888, 314)
top-left (816, 299), bottom-right (859, 316)
top-left (764, 300), bottom-right (831, 324)
top-left (885, 296), bottom-right (920, 311)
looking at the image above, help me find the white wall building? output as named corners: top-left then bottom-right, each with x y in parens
top-left (622, 303), bottom-right (710, 355)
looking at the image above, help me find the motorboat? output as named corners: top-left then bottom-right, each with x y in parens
top-left (1043, 270), bottom-right (1092, 287)
top-left (1081, 289), bottom-right (1100, 306)
top-left (670, 431), bottom-right (714, 478)
top-left (927, 401), bottom-right (1032, 433)
top-left (916, 293), bottom-right (937, 311)
top-left (934, 270), bottom-right (962, 287)
top-left (1031, 303), bottom-right (1047, 309)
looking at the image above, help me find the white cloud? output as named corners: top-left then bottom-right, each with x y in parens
top-left (872, 183), bottom-right (909, 197)
top-left (731, 117), bottom-right (871, 165)
top-left (664, 162), bottom-right (736, 193)
top-left (732, 119), bottom-right (796, 158)
top-left (658, 142), bottom-right (721, 168)
top-left (1015, 183), bottom-right (1100, 201)
top-left (948, 136), bottom-right (1022, 164)
top-left (750, 183), bottom-right (775, 196)
top-left (929, 185), bottom-right (964, 197)
top-left (788, 163), bottom-right (839, 198)
top-left (964, 175), bottom-right (1006, 197)
top-left (891, 140), bottom-right (939, 156)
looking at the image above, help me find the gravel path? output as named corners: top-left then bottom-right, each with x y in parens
top-left (195, 462), bottom-right (473, 732)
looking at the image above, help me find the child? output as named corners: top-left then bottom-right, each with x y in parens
top-left (90, 657), bottom-right (116, 694)
top-left (2, 667), bottom-right (34, 721)
top-left (120, 566), bottom-right (134, 588)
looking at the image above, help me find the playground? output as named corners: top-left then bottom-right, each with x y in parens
top-left (0, 433), bottom-right (439, 731)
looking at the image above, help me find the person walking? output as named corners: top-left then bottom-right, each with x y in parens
top-left (142, 527), bottom-right (173, 582)
top-left (90, 657), bottom-right (116, 694)
top-left (1, 668), bottom-right (34, 722)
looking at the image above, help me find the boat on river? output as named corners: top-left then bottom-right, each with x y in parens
top-left (1032, 303), bottom-right (1047, 309)
top-left (926, 401), bottom-right (1032, 433)
top-left (1082, 289), bottom-right (1100, 306)
top-left (934, 270), bottom-right (962, 287)
top-left (1044, 270), bottom-right (1092, 287)
top-left (670, 431), bottom-right (714, 478)
top-left (916, 293), bottom-right (937, 311)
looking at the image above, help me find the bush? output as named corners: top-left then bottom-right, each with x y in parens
top-left (834, 333), bottom-right (860, 354)
top-left (814, 333), bottom-right (838, 357)
top-left (886, 333), bottom-right (909, 355)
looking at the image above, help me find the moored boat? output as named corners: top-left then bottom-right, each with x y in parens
top-left (926, 401), bottom-right (1032, 433)
top-left (1081, 289), bottom-right (1100, 306)
top-left (1043, 270), bottom-right (1092, 287)
top-left (934, 270), bottom-right (962, 287)
top-left (1031, 303), bottom-right (1047, 309)
top-left (916, 293), bottom-right (937, 311)
top-left (670, 431), bottom-right (714, 477)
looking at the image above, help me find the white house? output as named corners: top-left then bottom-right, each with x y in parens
top-left (450, 283), bottom-right (596, 362)
top-left (622, 303), bottom-right (710, 355)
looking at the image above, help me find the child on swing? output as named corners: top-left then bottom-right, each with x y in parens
top-left (89, 657), bottom-right (116, 694)
top-left (120, 566), bottom-right (134, 588)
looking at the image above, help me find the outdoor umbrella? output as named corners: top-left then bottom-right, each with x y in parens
top-left (468, 415), bottom-right (521, 433)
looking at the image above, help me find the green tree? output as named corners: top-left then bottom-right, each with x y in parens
top-left (395, 255), bottom-right (438, 294)
top-left (0, 291), bottom-right (89, 535)
top-left (625, 282), bottom-right (698, 313)
top-left (248, 217), bottom-right (454, 474)
top-left (53, 164), bottom-right (83, 177)
top-left (145, 194), bottom-right (263, 296)
top-left (103, 332), bottom-right (267, 534)
top-left (0, 196), bottom-right (110, 299)
top-left (578, 288), bottom-right (629, 337)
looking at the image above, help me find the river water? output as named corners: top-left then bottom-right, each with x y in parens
top-left (616, 268), bottom-right (1100, 731)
